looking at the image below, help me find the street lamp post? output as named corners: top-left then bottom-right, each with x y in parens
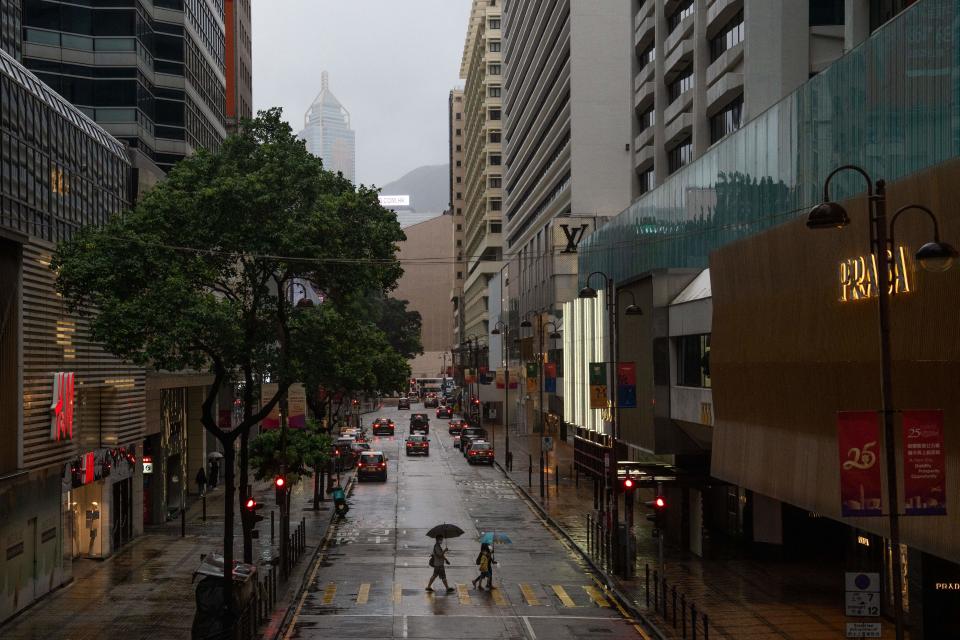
top-left (491, 321), bottom-right (510, 461)
top-left (462, 335), bottom-right (485, 425)
top-left (808, 165), bottom-right (957, 640)
top-left (521, 312), bottom-right (561, 499)
top-left (579, 274), bottom-right (642, 575)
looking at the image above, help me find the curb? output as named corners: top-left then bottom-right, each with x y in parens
top-left (495, 461), bottom-right (668, 640)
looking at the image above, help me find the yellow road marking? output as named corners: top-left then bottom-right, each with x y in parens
top-left (322, 582), bottom-right (337, 605)
top-left (282, 513), bottom-right (338, 640)
top-left (357, 583), bottom-right (370, 604)
top-left (492, 587), bottom-right (507, 606)
top-left (552, 584), bottom-right (577, 608)
top-left (457, 583), bottom-right (471, 605)
top-left (583, 585), bottom-right (610, 607)
top-left (392, 583), bottom-right (402, 604)
top-left (520, 583), bottom-right (541, 606)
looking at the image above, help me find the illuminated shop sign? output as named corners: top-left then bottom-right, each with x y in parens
top-left (50, 372), bottom-right (75, 441)
top-left (838, 247), bottom-right (911, 302)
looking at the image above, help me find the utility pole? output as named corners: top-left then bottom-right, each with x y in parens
top-left (279, 392), bottom-right (290, 575)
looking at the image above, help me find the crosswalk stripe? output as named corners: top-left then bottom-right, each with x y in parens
top-left (520, 583), bottom-right (541, 606)
top-left (356, 583), bottom-right (370, 604)
top-left (392, 583), bottom-right (402, 604)
top-left (492, 587), bottom-right (507, 606)
top-left (322, 583), bottom-right (337, 605)
top-left (457, 584), bottom-right (470, 605)
top-left (552, 585), bottom-right (577, 608)
top-left (583, 585), bottom-right (610, 608)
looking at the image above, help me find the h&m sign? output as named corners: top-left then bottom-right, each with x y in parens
top-left (50, 372), bottom-right (75, 441)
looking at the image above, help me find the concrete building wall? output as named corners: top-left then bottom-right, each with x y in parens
top-left (449, 90), bottom-right (466, 347)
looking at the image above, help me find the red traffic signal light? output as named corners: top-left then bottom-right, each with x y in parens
top-left (623, 477), bottom-right (634, 490)
top-left (275, 476), bottom-right (285, 489)
top-left (654, 496), bottom-right (666, 509)
top-left (245, 497), bottom-right (256, 510)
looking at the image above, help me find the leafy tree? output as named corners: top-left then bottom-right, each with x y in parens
top-left (51, 108), bottom-right (404, 615)
top-left (250, 419), bottom-right (332, 510)
top-left (368, 295), bottom-right (423, 360)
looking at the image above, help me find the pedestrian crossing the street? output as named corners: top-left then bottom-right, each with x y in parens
top-left (308, 579), bottom-right (615, 610)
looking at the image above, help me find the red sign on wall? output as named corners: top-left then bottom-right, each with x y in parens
top-left (838, 411), bottom-right (883, 517)
top-left (903, 410), bottom-right (947, 516)
top-left (50, 372), bottom-right (75, 441)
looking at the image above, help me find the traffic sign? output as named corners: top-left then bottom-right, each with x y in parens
top-left (845, 591), bottom-right (881, 617)
top-left (845, 622), bottom-right (881, 638)
top-left (542, 436), bottom-right (554, 452)
top-left (845, 572), bottom-right (880, 593)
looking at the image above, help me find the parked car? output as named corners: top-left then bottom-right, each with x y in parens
top-left (334, 437), bottom-right (356, 469)
top-left (409, 413), bottom-right (430, 434)
top-left (404, 434), bottom-right (430, 456)
top-left (398, 397), bottom-right (411, 410)
top-left (459, 427), bottom-right (487, 455)
top-left (357, 451), bottom-right (388, 482)
top-left (448, 419), bottom-right (466, 435)
top-left (371, 417), bottom-right (396, 436)
top-left (424, 393), bottom-right (439, 408)
top-left (466, 440), bottom-right (494, 465)
top-left (436, 405), bottom-right (453, 419)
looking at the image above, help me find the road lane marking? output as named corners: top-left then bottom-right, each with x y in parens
top-left (552, 585), bottom-right (577, 608)
top-left (522, 616), bottom-right (537, 639)
top-left (457, 583), bottom-right (471, 605)
top-left (520, 583), bottom-right (541, 606)
top-left (583, 585), bottom-right (610, 607)
top-left (492, 587), bottom-right (507, 606)
top-left (357, 583), bottom-right (370, 604)
top-left (322, 582), bottom-right (337, 605)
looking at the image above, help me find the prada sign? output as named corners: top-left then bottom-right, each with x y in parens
top-left (838, 246), bottom-right (911, 303)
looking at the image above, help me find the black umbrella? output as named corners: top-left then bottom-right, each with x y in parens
top-left (426, 523), bottom-right (464, 539)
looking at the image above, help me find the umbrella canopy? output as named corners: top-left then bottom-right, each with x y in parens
top-left (479, 531), bottom-right (512, 545)
top-left (426, 523), bottom-right (464, 539)
top-left (207, 451), bottom-right (224, 460)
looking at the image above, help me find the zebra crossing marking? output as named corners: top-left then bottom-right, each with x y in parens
top-left (583, 585), bottom-right (610, 608)
top-left (520, 583), bottom-right (541, 606)
top-left (552, 585), bottom-right (577, 608)
top-left (322, 583), bottom-right (337, 605)
top-left (356, 583), bottom-right (370, 604)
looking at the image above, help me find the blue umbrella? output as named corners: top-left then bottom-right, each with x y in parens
top-left (479, 531), bottom-right (512, 545)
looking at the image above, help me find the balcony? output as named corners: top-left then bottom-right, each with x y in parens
top-left (635, 61), bottom-right (655, 89)
top-left (706, 72), bottom-right (743, 117)
top-left (634, 13), bottom-right (655, 51)
top-left (664, 112), bottom-right (693, 148)
top-left (664, 13), bottom-right (694, 57)
top-left (706, 40), bottom-right (743, 87)
top-left (636, 126), bottom-right (654, 151)
top-left (634, 143), bottom-right (654, 172)
top-left (664, 89), bottom-right (692, 126)
top-left (634, 79), bottom-right (655, 113)
top-left (706, 0), bottom-right (743, 38)
top-left (664, 38), bottom-right (694, 79)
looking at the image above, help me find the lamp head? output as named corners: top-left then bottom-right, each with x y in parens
top-left (578, 285), bottom-right (598, 299)
top-left (806, 201), bottom-right (850, 230)
top-left (624, 304), bottom-right (643, 316)
top-left (548, 331), bottom-right (561, 340)
top-left (491, 327), bottom-right (501, 335)
top-left (916, 241), bottom-right (958, 273)
top-left (520, 319), bottom-right (532, 328)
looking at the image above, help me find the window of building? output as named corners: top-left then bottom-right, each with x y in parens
top-left (456, 224), bottom-right (462, 231)
top-left (489, 198), bottom-right (502, 211)
top-left (488, 40), bottom-right (501, 52)
top-left (870, 0), bottom-right (916, 31)
top-left (456, 192), bottom-right (462, 199)
top-left (710, 95), bottom-right (743, 143)
top-left (638, 106), bottom-right (654, 132)
top-left (457, 272), bottom-right (463, 279)
top-left (677, 334), bottom-right (711, 388)
top-left (456, 112), bottom-right (462, 120)
top-left (456, 207), bottom-right (462, 214)
top-left (490, 221), bottom-right (502, 233)
top-left (668, 0), bottom-right (694, 32)
top-left (639, 168), bottom-right (653, 195)
top-left (488, 108), bottom-right (501, 120)
top-left (489, 154), bottom-right (501, 166)
top-left (639, 43), bottom-right (655, 68)
top-left (668, 137), bottom-right (693, 174)
top-left (709, 10), bottom-right (744, 61)
top-left (667, 68), bottom-right (693, 103)
top-left (456, 176), bottom-right (462, 184)
top-left (456, 144), bottom-right (462, 152)
top-left (488, 86), bottom-right (501, 97)
top-left (489, 130), bottom-right (501, 143)
top-left (455, 128), bottom-right (461, 136)
top-left (810, 0), bottom-right (845, 26)
top-left (488, 63), bottom-right (501, 75)
top-left (489, 175), bottom-right (502, 188)
top-left (457, 239), bottom-right (463, 247)
top-left (488, 18), bottom-right (500, 29)
top-left (456, 160), bottom-right (462, 167)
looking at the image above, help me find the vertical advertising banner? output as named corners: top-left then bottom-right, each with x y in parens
top-left (837, 411), bottom-right (883, 517)
top-left (465, 368), bottom-right (477, 384)
top-left (616, 362), bottom-right (637, 408)
top-left (903, 410), bottom-right (947, 516)
top-left (526, 362), bottom-right (539, 392)
top-left (589, 362), bottom-right (609, 410)
top-left (287, 383), bottom-right (307, 428)
top-left (544, 362), bottom-right (557, 393)
top-left (261, 382), bottom-right (280, 429)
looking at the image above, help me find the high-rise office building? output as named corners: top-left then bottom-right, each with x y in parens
top-left (459, 0), bottom-right (503, 340)
top-left (300, 71), bottom-right (356, 184)
top-left (449, 89), bottom-right (466, 347)
top-left (0, 0), bottom-right (20, 61)
top-left (225, 0), bottom-right (253, 132)
top-left (21, 0), bottom-right (229, 173)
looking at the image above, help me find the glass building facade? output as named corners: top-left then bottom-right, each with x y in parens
top-left (21, 0), bottom-right (226, 172)
top-left (580, 0), bottom-right (959, 285)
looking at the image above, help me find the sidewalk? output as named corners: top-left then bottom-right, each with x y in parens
top-left (497, 428), bottom-right (901, 640)
top-left (0, 476), bottom-right (337, 640)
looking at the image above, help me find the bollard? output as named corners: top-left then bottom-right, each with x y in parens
top-left (528, 454), bottom-right (532, 487)
top-left (703, 614), bottom-right (709, 640)
top-left (202, 495), bottom-right (206, 521)
top-left (662, 576), bottom-right (668, 617)
top-left (586, 515), bottom-right (591, 553)
top-left (681, 594), bottom-right (687, 638)
top-left (672, 585), bottom-right (677, 627)
top-left (555, 465), bottom-right (559, 489)
top-left (653, 569), bottom-right (659, 610)
top-left (691, 603), bottom-right (698, 640)
top-left (271, 510), bottom-right (275, 543)
top-left (181, 507), bottom-right (186, 538)
top-left (645, 564), bottom-right (650, 608)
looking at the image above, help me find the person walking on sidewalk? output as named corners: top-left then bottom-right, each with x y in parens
top-left (195, 467), bottom-right (207, 496)
top-left (472, 543), bottom-right (493, 590)
top-left (426, 536), bottom-right (454, 593)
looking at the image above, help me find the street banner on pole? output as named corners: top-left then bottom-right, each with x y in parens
top-left (589, 362), bottom-right (609, 410)
top-left (544, 362), bottom-right (557, 393)
top-left (903, 410), bottom-right (947, 515)
top-left (837, 411), bottom-right (883, 517)
top-left (261, 382), bottom-right (280, 429)
top-left (465, 368), bottom-right (476, 384)
top-left (525, 362), bottom-right (538, 392)
top-left (287, 383), bottom-right (307, 428)
top-left (617, 362), bottom-right (637, 408)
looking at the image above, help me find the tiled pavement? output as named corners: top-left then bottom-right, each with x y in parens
top-left (491, 426), bottom-right (904, 640)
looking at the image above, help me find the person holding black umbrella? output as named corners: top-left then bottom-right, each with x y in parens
top-left (426, 535), bottom-right (454, 593)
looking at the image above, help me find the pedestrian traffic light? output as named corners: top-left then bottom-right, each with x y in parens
top-left (621, 475), bottom-right (636, 492)
top-left (644, 495), bottom-right (667, 531)
top-left (275, 475), bottom-right (287, 503)
top-left (243, 496), bottom-right (265, 538)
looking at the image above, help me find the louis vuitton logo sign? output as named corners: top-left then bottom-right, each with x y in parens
top-left (560, 224), bottom-right (588, 253)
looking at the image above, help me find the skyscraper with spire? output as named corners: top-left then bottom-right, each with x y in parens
top-left (300, 71), bottom-right (356, 184)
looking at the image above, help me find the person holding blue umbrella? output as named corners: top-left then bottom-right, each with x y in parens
top-left (474, 531), bottom-right (510, 589)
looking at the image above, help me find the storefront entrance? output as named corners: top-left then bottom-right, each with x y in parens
top-left (111, 477), bottom-right (133, 551)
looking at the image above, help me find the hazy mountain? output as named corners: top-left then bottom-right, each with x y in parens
top-left (379, 164), bottom-right (449, 214)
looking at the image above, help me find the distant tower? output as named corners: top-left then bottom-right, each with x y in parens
top-left (300, 71), bottom-right (356, 183)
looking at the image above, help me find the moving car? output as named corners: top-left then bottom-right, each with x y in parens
top-left (404, 434), bottom-right (430, 456)
top-left (357, 451), bottom-right (388, 482)
top-left (410, 413), bottom-right (430, 434)
top-left (448, 419), bottom-right (466, 435)
top-left (459, 427), bottom-right (487, 455)
top-left (466, 440), bottom-right (494, 465)
top-left (334, 437), bottom-right (356, 469)
top-left (398, 397), bottom-right (411, 410)
top-left (372, 417), bottom-right (396, 436)
top-left (350, 441), bottom-right (371, 456)
top-left (424, 392), bottom-right (439, 408)
top-left (436, 405), bottom-right (453, 419)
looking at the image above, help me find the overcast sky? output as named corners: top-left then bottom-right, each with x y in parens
top-left (251, 0), bottom-right (471, 187)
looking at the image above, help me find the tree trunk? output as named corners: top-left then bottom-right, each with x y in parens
top-left (222, 442), bottom-right (236, 624)
top-left (312, 465), bottom-right (320, 509)
top-left (239, 427), bottom-right (252, 563)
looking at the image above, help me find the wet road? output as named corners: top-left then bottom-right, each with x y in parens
top-left (283, 402), bottom-right (644, 640)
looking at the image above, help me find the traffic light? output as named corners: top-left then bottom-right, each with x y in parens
top-left (621, 474), bottom-right (636, 492)
top-left (644, 495), bottom-right (667, 532)
top-left (244, 496), bottom-right (265, 538)
top-left (274, 475), bottom-right (287, 504)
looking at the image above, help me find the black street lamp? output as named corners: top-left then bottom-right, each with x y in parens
top-left (491, 321), bottom-right (510, 465)
top-left (809, 165), bottom-right (956, 640)
top-left (462, 335), bottom-right (485, 424)
top-left (521, 311), bottom-right (561, 499)
top-left (578, 272), bottom-right (642, 576)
